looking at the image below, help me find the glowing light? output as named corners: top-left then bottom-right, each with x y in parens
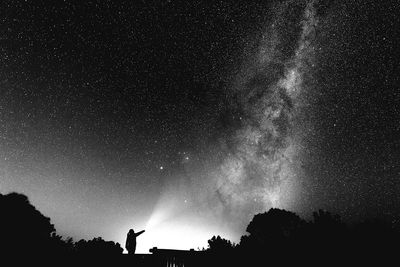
top-left (266, 189), bottom-right (280, 208)
top-left (138, 218), bottom-right (213, 253)
top-left (135, 206), bottom-right (229, 253)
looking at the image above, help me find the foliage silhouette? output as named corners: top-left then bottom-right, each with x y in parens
top-left (306, 209), bottom-right (348, 255)
top-left (75, 237), bottom-right (123, 256)
top-left (207, 235), bottom-right (235, 253)
top-left (240, 208), bottom-right (306, 255)
top-left (1, 191), bottom-right (399, 265)
top-left (0, 192), bottom-right (55, 256)
top-left (0, 192), bottom-right (122, 261)
top-left (206, 235), bottom-right (237, 266)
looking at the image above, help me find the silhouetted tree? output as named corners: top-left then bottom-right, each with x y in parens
top-left (242, 208), bottom-right (306, 252)
top-left (0, 192), bottom-right (55, 255)
top-left (207, 235), bottom-right (235, 253)
top-left (205, 236), bottom-right (236, 266)
top-left (301, 209), bottom-right (348, 256)
top-left (48, 233), bottom-right (75, 256)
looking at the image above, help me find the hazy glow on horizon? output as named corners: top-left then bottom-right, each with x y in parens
top-left (120, 201), bottom-right (234, 254)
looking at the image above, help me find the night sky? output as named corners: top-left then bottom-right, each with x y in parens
top-left (1, 0), bottom-right (399, 253)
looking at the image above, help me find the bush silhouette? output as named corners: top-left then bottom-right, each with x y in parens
top-left (207, 235), bottom-right (235, 253)
top-left (75, 237), bottom-right (123, 256)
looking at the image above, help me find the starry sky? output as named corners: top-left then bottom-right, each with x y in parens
top-left (1, 0), bottom-right (399, 253)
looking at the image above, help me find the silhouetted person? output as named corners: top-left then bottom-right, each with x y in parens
top-left (125, 229), bottom-right (145, 255)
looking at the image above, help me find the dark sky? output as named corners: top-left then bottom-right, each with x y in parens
top-left (1, 0), bottom-right (399, 252)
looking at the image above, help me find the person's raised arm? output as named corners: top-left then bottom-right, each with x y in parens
top-left (135, 230), bottom-right (145, 237)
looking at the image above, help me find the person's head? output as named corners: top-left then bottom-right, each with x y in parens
top-left (129, 229), bottom-right (135, 234)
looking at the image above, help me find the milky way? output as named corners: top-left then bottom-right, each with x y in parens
top-left (143, 1), bottom-right (322, 245)
top-left (2, 0), bottom-right (398, 253)
top-left (192, 0), bottom-right (320, 233)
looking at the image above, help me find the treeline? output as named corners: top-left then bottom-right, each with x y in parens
top-left (0, 192), bottom-right (122, 258)
top-left (207, 208), bottom-right (399, 265)
top-left (1, 192), bottom-right (398, 264)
